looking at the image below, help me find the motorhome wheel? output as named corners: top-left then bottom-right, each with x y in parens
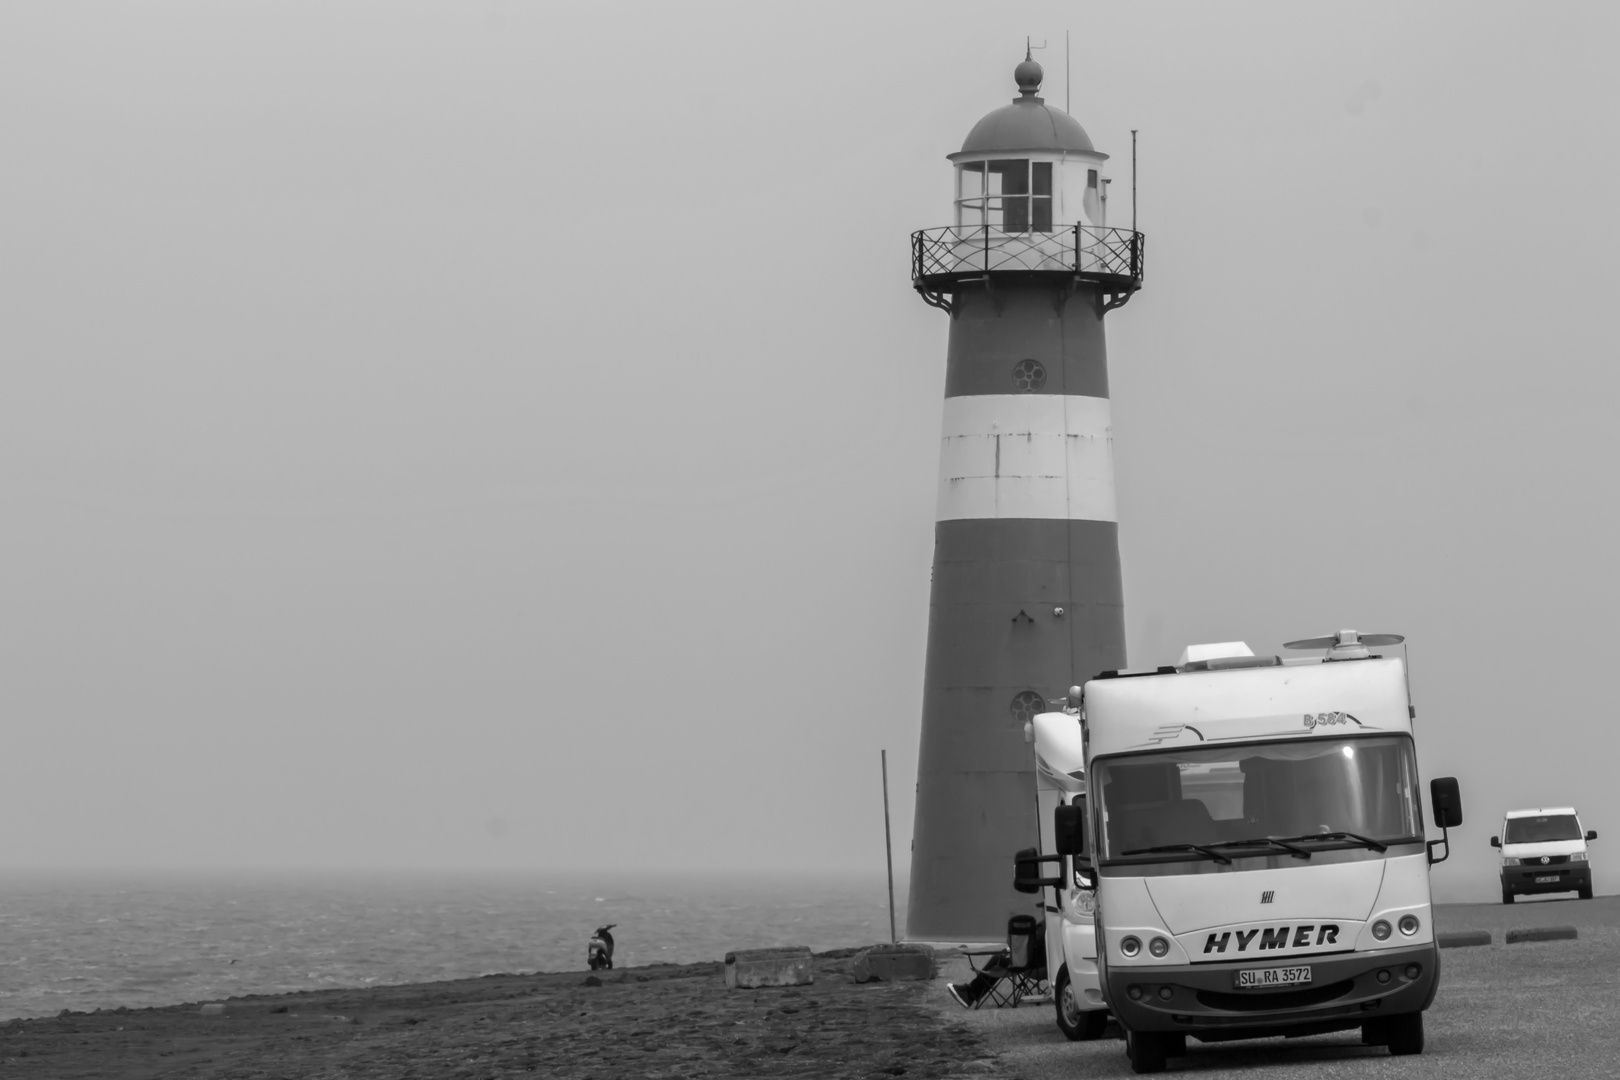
top-left (1386, 1012), bottom-right (1424, 1056)
top-left (1053, 968), bottom-right (1107, 1041)
top-left (1124, 1028), bottom-right (1167, 1074)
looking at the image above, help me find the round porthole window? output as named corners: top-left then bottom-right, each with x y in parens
top-left (1012, 359), bottom-right (1046, 392)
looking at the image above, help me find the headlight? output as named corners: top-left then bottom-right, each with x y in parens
top-left (1501, 857), bottom-right (1520, 866)
top-left (1571, 852), bottom-right (1588, 862)
top-left (1149, 936), bottom-right (1170, 958)
top-left (1372, 920), bottom-right (1392, 941)
top-left (1073, 890), bottom-right (1097, 915)
top-left (1120, 935), bottom-right (1142, 957)
top-left (1399, 915), bottom-right (1420, 936)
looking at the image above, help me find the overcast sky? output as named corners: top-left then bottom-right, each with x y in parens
top-left (3, 2), bottom-right (1617, 904)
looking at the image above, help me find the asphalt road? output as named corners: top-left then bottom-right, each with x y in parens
top-left (934, 895), bottom-right (1620, 1078)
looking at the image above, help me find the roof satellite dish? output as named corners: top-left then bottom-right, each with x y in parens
top-left (1283, 629), bottom-right (1404, 660)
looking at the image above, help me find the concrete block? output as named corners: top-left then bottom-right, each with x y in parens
top-left (1437, 930), bottom-right (1492, 948)
top-left (850, 944), bottom-right (939, 983)
top-left (1506, 925), bottom-right (1578, 944)
top-left (723, 946), bottom-right (813, 989)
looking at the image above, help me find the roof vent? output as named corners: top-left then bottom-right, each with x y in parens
top-left (1176, 641), bottom-right (1254, 667)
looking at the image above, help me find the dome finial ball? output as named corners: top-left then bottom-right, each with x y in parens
top-left (1014, 55), bottom-right (1043, 98)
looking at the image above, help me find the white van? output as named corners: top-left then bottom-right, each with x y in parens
top-left (1491, 807), bottom-right (1596, 903)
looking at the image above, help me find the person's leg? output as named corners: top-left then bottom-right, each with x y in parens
top-left (947, 955), bottom-right (1010, 1007)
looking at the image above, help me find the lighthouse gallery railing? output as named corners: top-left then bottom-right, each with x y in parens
top-left (911, 224), bottom-right (1144, 286)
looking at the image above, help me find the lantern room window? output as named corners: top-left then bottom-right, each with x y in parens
top-left (957, 160), bottom-right (1053, 233)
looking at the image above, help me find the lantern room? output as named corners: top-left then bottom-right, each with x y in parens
top-left (948, 56), bottom-right (1111, 232)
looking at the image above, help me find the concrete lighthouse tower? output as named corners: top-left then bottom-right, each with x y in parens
top-left (906, 54), bottom-right (1144, 942)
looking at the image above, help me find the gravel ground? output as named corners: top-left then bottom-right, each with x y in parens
top-left (0, 949), bottom-right (997, 1080)
top-left (931, 896), bottom-right (1620, 1078)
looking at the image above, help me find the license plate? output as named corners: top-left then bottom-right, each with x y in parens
top-left (1535, 874), bottom-right (1560, 883)
top-left (1235, 966), bottom-right (1312, 989)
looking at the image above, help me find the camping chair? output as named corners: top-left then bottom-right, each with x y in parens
top-left (957, 915), bottom-right (1049, 1008)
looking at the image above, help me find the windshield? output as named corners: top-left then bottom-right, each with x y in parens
top-left (1503, 814), bottom-right (1581, 844)
top-left (1093, 735), bottom-right (1422, 863)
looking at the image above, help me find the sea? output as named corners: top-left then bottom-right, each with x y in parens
top-left (0, 871), bottom-right (905, 1021)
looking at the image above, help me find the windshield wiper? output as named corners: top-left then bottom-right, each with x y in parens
top-left (1119, 843), bottom-right (1233, 865)
top-left (1207, 837), bottom-right (1312, 860)
top-left (1272, 831), bottom-right (1389, 853)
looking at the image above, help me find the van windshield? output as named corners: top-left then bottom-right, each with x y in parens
top-left (1093, 735), bottom-right (1422, 864)
top-left (1503, 815), bottom-right (1581, 844)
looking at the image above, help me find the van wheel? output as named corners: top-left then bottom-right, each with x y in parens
top-left (1501, 888), bottom-right (1514, 904)
top-left (1385, 1013), bottom-right (1424, 1056)
top-left (1053, 968), bottom-right (1107, 1041)
top-left (1125, 1029), bottom-right (1169, 1074)
top-left (1579, 884), bottom-right (1593, 900)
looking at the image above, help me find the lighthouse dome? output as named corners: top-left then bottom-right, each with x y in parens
top-left (959, 59), bottom-right (1097, 155)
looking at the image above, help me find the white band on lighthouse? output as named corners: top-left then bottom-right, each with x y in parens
top-left (936, 394), bottom-right (1117, 522)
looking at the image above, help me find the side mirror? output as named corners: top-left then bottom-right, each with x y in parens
top-left (1489, 836), bottom-right (1500, 848)
top-left (1587, 830), bottom-right (1599, 841)
top-left (1430, 777), bottom-right (1463, 829)
top-left (1055, 799), bottom-right (1086, 857)
top-left (1012, 846), bottom-right (1062, 893)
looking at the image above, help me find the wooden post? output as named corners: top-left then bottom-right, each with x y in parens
top-left (882, 749), bottom-right (897, 944)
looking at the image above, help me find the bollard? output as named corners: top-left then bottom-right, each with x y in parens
top-left (1437, 930), bottom-right (1492, 948)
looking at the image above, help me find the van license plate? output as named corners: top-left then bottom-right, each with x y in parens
top-left (1235, 966), bottom-right (1311, 989)
top-left (1535, 874), bottom-right (1560, 883)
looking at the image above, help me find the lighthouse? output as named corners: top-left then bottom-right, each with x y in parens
top-left (906, 54), bottom-right (1144, 942)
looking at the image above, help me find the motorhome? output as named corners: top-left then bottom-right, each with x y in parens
top-left (1492, 807), bottom-right (1596, 903)
top-left (1048, 631), bottom-right (1463, 1074)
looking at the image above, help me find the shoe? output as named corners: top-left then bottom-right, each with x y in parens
top-left (947, 983), bottom-right (975, 1009)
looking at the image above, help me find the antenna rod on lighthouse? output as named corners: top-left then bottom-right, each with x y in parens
top-left (1066, 30), bottom-right (1071, 114)
top-left (1132, 129), bottom-right (1138, 234)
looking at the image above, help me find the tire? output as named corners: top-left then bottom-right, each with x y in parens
top-left (1579, 884), bottom-right (1594, 900)
top-left (1385, 1012), bottom-right (1424, 1056)
top-left (1053, 968), bottom-right (1108, 1041)
top-left (1125, 1029), bottom-right (1168, 1074)
top-left (1502, 887), bottom-right (1514, 904)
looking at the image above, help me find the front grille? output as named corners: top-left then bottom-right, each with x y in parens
top-left (1196, 980), bottom-right (1355, 1013)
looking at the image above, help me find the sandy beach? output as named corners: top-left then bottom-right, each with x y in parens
top-left (0, 947), bottom-right (998, 1080)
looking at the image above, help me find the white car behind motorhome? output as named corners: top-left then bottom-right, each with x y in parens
top-left (1040, 631), bottom-right (1463, 1074)
top-left (1492, 807), bottom-right (1596, 903)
